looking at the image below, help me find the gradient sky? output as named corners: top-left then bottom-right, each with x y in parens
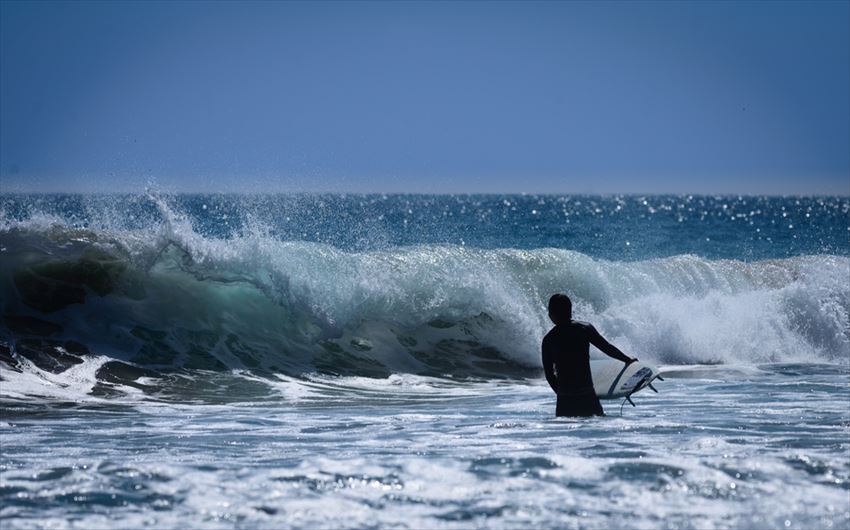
top-left (1, 0), bottom-right (848, 194)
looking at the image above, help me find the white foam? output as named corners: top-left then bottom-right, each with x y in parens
top-left (1, 355), bottom-right (112, 402)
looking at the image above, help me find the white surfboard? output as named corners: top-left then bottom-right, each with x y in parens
top-left (590, 359), bottom-right (661, 399)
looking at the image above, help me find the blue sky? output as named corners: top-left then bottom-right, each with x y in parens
top-left (1, 0), bottom-right (848, 194)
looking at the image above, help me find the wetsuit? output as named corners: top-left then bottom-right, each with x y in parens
top-left (541, 320), bottom-right (632, 417)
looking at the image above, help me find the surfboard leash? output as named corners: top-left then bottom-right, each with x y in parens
top-left (618, 374), bottom-right (662, 415)
top-left (618, 393), bottom-right (637, 415)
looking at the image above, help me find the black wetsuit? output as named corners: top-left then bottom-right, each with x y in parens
top-left (541, 320), bottom-right (632, 417)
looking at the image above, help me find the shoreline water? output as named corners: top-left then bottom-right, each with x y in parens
top-left (2, 364), bottom-right (848, 529)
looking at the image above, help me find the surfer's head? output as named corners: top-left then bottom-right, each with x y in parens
top-left (548, 293), bottom-right (572, 325)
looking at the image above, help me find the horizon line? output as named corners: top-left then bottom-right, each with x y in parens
top-left (1, 190), bottom-right (848, 199)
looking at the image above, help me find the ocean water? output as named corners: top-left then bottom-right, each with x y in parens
top-left (0, 193), bottom-right (848, 529)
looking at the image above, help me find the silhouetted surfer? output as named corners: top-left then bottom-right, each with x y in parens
top-left (542, 294), bottom-right (636, 417)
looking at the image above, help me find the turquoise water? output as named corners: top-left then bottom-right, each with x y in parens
top-left (1, 193), bottom-right (848, 529)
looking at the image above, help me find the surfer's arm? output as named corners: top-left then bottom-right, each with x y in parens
top-left (541, 341), bottom-right (558, 394)
top-left (588, 326), bottom-right (635, 364)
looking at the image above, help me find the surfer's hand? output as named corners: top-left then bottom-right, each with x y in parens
top-left (626, 357), bottom-right (638, 365)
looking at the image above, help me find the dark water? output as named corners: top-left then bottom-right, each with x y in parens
top-left (1, 193), bottom-right (848, 528)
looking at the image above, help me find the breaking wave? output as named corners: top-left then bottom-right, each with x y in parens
top-left (0, 195), bottom-right (848, 395)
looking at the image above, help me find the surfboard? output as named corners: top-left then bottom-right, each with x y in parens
top-left (590, 359), bottom-right (661, 400)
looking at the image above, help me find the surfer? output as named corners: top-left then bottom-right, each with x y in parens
top-left (542, 293), bottom-right (636, 417)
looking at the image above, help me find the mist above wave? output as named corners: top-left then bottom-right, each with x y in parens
top-left (2, 192), bottom-right (847, 259)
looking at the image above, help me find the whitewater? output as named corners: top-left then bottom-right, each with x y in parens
top-left (1, 193), bottom-right (848, 529)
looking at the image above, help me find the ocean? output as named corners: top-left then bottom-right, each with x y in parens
top-left (1, 193), bottom-right (848, 529)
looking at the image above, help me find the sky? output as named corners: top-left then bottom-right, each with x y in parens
top-left (1, 0), bottom-right (848, 195)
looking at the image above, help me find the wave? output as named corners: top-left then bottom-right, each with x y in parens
top-left (0, 198), bottom-right (848, 392)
